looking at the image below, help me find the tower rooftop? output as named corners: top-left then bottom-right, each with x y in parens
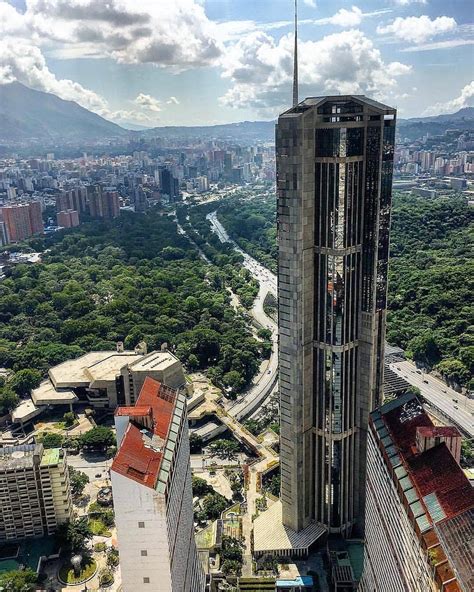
top-left (280, 95), bottom-right (396, 118)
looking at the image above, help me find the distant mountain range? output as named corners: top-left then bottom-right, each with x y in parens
top-left (0, 82), bottom-right (473, 144)
top-left (0, 82), bottom-right (127, 141)
top-left (397, 107), bottom-right (474, 141)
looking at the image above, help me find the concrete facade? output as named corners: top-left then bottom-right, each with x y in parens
top-left (276, 96), bottom-right (396, 535)
top-left (31, 349), bottom-right (186, 410)
top-left (0, 445), bottom-right (72, 542)
top-left (360, 394), bottom-right (474, 592)
top-left (111, 377), bottom-right (205, 592)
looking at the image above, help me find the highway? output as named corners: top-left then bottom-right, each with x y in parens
top-left (389, 360), bottom-right (474, 438)
top-left (207, 210), bottom-right (278, 421)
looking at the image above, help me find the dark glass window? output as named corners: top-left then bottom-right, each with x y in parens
top-left (315, 128), bottom-right (339, 157)
top-left (346, 128), bottom-right (364, 156)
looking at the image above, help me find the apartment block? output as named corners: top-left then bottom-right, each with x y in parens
top-left (88, 186), bottom-right (120, 219)
top-left (111, 377), bottom-right (205, 592)
top-left (0, 445), bottom-right (72, 542)
top-left (360, 393), bottom-right (474, 592)
top-left (57, 209), bottom-right (80, 228)
top-left (0, 202), bottom-right (43, 243)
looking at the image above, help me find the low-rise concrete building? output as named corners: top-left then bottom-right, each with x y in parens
top-left (0, 444), bottom-right (72, 542)
top-left (30, 349), bottom-right (186, 410)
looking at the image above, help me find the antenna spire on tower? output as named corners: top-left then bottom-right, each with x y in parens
top-left (292, 0), bottom-right (298, 107)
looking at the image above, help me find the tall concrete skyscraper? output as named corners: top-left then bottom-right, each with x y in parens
top-left (276, 96), bottom-right (396, 535)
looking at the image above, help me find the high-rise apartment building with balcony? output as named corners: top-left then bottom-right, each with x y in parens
top-left (0, 444), bottom-right (72, 542)
top-left (276, 95), bottom-right (396, 535)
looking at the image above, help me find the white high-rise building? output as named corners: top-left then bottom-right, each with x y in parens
top-left (111, 376), bottom-right (205, 592)
top-left (360, 392), bottom-right (474, 592)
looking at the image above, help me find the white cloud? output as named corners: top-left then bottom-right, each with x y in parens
top-left (0, 0), bottom-right (218, 124)
top-left (134, 93), bottom-right (161, 112)
top-left (220, 29), bottom-right (411, 115)
top-left (216, 6), bottom-right (391, 42)
top-left (167, 96), bottom-right (180, 105)
top-left (0, 38), bottom-right (108, 112)
top-left (394, 0), bottom-right (427, 5)
top-left (423, 81), bottom-right (474, 115)
top-left (303, 0), bottom-right (316, 7)
top-left (401, 38), bottom-right (474, 52)
top-left (377, 15), bottom-right (457, 44)
top-left (2, 0), bottom-right (222, 69)
top-left (324, 6), bottom-right (363, 28)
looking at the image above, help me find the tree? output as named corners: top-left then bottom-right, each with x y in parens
top-left (69, 467), bottom-right (89, 496)
top-left (40, 432), bottom-right (64, 448)
top-left (63, 411), bottom-right (76, 427)
top-left (106, 547), bottom-right (119, 568)
top-left (264, 474), bottom-right (280, 498)
top-left (0, 387), bottom-right (19, 415)
top-left (9, 368), bottom-right (42, 396)
top-left (221, 559), bottom-right (242, 576)
top-left (56, 516), bottom-right (92, 552)
top-left (257, 328), bottom-right (272, 341)
top-left (202, 492), bottom-right (228, 520)
top-left (99, 568), bottom-right (114, 586)
top-left (221, 536), bottom-right (244, 573)
top-left (192, 475), bottom-right (213, 497)
top-left (208, 439), bottom-right (240, 461)
top-left (406, 386), bottom-right (421, 398)
top-left (189, 432), bottom-right (203, 454)
top-left (407, 332), bottom-right (441, 367)
top-left (80, 426), bottom-right (115, 449)
top-left (461, 440), bottom-right (473, 468)
top-left (436, 359), bottom-right (470, 385)
top-left (0, 568), bottom-right (37, 592)
top-left (223, 370), bottom-right (245, 393)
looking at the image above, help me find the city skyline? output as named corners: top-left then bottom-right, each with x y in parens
top-left (0, 0), bottom-right (473, 127)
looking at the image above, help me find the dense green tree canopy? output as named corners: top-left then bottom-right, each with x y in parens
top-left (0, 568), bottom-right (37, 592)
top-left (1, 209), bottom-right (265, 394)
top-left (209, 194), bottom-right (473, 387)
top-left (79, 426), bottom-right (115, 449)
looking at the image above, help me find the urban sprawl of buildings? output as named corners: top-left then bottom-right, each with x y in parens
top-left (0, 95), bottom-right (472, 592)
top-left (0, 143), bottom-right (276, 247)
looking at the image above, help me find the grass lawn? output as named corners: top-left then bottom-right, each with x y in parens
top-left (89, 519), bottom-right (112, 537)
top-left (58, 558), bottom-right (97, 584)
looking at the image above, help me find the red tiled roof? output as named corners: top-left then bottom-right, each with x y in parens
top-left (407, 444), bottom-right (474, 521)
top-left (115, 406), bottom-right (152, 417)
top-left (111, 377), bottom-right (178, 488)
top-left (381, 398), bottom-right (474, 521)
top-left (416, 426), bottom-right (461, 438)
top-left (383, 396), bottom-right (433, 458)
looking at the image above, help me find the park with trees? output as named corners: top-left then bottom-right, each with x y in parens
top-left (0, 209), bottom-right (267, 399)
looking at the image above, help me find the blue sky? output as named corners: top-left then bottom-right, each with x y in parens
top-left (1, 0), bottom-right (473, 126)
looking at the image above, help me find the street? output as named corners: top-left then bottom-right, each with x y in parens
top-left (389, 360), bottom-right (474, 438)
top-left (67, 451), bottom-right (112, 481)
top-left (207, 210), bottom-right (278, 421)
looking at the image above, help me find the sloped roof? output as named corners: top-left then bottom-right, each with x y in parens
top-left (111, 377), bottom-right (177, 488)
